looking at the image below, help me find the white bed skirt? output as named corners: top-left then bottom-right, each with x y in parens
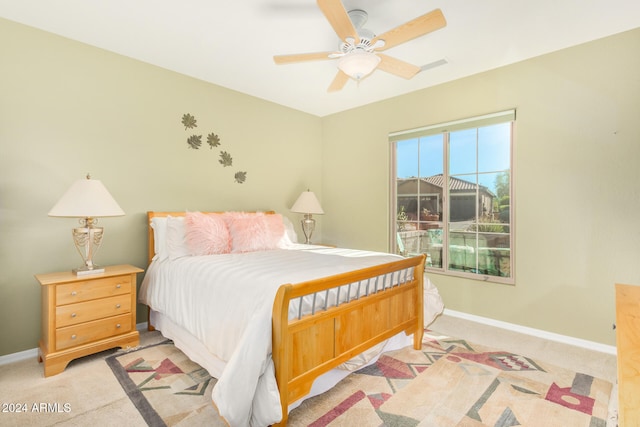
top-left (149, 309), bottom-right (413, 413)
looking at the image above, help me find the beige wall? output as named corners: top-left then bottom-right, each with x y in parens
top-left (1, 18), bottom-right (638, 357)
top-left (321, 28), bottom-right (640, 346)
top-left (0, 18), bottom-right (323, 356)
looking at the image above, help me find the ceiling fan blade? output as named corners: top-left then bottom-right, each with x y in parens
top-left (317, 0), bottom-right (359, 43)
top-left (377, 54), bottom-right (421, 79)
top-left (273, 51), bottom-right (336, 64)
top-left (327, 70), bottom-right (350, 92)
top-left (372, 8), bottom-right (446, 52)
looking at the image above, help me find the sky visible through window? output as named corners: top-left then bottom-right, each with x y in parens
top-left (396, 123), bottom-right (511, 195)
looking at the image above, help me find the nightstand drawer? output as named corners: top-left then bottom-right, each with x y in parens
top-left (56, 294), bottom-right (131, 327)
top-left (56, 276), bottom-right (131, 305)
top-left (56, 313), bottom-right (132, 351)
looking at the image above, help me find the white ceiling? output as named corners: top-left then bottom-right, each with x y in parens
top-left (2, 0), bottom-right (639, 117)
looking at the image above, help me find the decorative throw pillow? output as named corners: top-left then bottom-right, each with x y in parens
top-left (226, 212), bottom-right (285, 253)
top-left (185, 212), bottom-right (231, 255)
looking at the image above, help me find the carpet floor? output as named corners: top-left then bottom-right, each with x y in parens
top-left (0, 315), bottom-right (619, 426)
top-left (105, 331), bottom-right (613, 427)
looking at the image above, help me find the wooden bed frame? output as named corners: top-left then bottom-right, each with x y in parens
top-left (145, 211), bottom-right (426, 426)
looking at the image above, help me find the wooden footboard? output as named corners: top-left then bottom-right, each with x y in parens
top-left (271, 254), bottom-right (426, 426)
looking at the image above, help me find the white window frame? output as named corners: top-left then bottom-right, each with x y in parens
top-left (389, 110), bottom-right (516, 285)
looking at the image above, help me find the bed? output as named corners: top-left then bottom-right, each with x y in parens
top-left (139, 211), bottom-right (443, 426)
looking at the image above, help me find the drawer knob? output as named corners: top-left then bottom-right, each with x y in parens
top-left (115, 304), bottom-right (121, 309)
top-left (116, 284), bottom-right (122, 289)
top-left (116, 323), bottom-right (121, 329)
top-left (71, 313), bottom-right (77, 318)
top-left (71, 334), bottom-right (77, 340)
top-left (71, 291), bottom-right (77, 296)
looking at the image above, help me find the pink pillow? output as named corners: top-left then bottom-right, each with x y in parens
top-left (185, 212), bottom-right (231, 255)
top-left (226, 213), bottom-right (285, 253)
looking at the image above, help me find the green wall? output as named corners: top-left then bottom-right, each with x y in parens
top-left (321, 28), bottom-right (640, 346)
top-left (1, 17), bottom-right (638, 357)
top-left (0, 18), bottom-right (323, 356)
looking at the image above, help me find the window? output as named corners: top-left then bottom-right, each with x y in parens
top-left (391, 110), bottom-right (515, 284)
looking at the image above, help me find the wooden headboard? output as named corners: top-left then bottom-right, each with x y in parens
top-left (146, 211), bottom-right (276, 265)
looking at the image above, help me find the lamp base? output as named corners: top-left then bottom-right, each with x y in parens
top-left (72, 219), bottom-right (104, 276)
top-left (73, 266), bottom-right (105, 276)
top-left (301, 214), bottom-right (316, 244)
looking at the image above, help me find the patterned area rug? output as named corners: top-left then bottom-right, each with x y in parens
top-left (107, 333), bottom-right (613, 427)
top-left (106, 340), bottom-right (223, 426)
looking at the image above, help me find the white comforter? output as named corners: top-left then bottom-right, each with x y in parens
top-left (139, 245), bottom-right (442, 426)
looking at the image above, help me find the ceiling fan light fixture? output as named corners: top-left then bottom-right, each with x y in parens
top-left (337, 50), bottom-right (381, 80)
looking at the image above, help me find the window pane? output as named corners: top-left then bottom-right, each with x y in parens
top-left (396, 133), bottom-right (445, 260)
top-left (426, 228), bottom-right (443, 268)
top-left (478, 123), bottom-right (511, 173)
top-left (449, 175), bottom-right (478, 224)
top-left (396, 139), bottom-right (419, 178)
top-left (476, 172), bottom-right (499, 220)
top-left (448, 231), bottom-right (477, 272)
top-left (449, 129), bottom-right (477, 175)
top-left (480, 171), bottom-right (511, 224)
top-left (397, 193), bottom-right (418, 229)
top-left (419, 134), bottom-right (444, 178)
top-left (478, 233), bottom-right (511, 277)
top-left (419, 195), bottom-right (440, 220)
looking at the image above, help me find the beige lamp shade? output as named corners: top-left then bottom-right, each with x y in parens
top-left (49, 175), bottom-right (124, 218)
top-left (291, 191), bottom-right (324, 215)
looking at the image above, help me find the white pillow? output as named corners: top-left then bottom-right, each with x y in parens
top-left (281, 215), bottom-right (299, 245)
top-left (150, 217), bottom-right (169, 261)
top-left (166, 216), bottom-right (189, 260)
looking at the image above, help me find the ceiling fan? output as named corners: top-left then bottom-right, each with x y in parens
top-left (273, 0), bottom-right (447, 92)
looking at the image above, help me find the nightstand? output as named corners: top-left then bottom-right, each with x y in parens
top-left (36, 264), bottom-right (143, 377)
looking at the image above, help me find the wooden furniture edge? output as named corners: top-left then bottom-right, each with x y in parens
top-left (38, 331), bottom-right (139, 377)
top-left (271, 254), bottom-right (426, 426)
top-left (35, 264), bottom-right (144, 285)
top-left (615, 283), bottom-right (640, 427)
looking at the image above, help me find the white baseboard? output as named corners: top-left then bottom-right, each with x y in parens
top-left (0, 322), bottom-right (151, 366)
top-left (136, 321), bottom-right (148, 331)
top-left (443, 308), bottom-right (617, 356)
top-left (0, 347), bottom-right (39, 366)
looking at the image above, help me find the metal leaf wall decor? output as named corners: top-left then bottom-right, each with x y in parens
top-left (234, 171), bottom-right (247, 184)
top-left (187, 134), bottom-right (202, 149)
top-left (182, 113), bottom-right (197, 130)
top-left (207, 133), bottom-right (221, 148)
top-left (219, 151), bottom-right (232, 167)
top-left (180, 113), bottom-right (247, 184)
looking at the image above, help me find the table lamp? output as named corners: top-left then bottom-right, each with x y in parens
top-left (291, 190), bottom-right (324, 244)
top-left (48, 174), bottom-right (125, 275)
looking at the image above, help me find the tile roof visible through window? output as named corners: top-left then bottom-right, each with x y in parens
top-left (398, 175), bottom-right (493, 195)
